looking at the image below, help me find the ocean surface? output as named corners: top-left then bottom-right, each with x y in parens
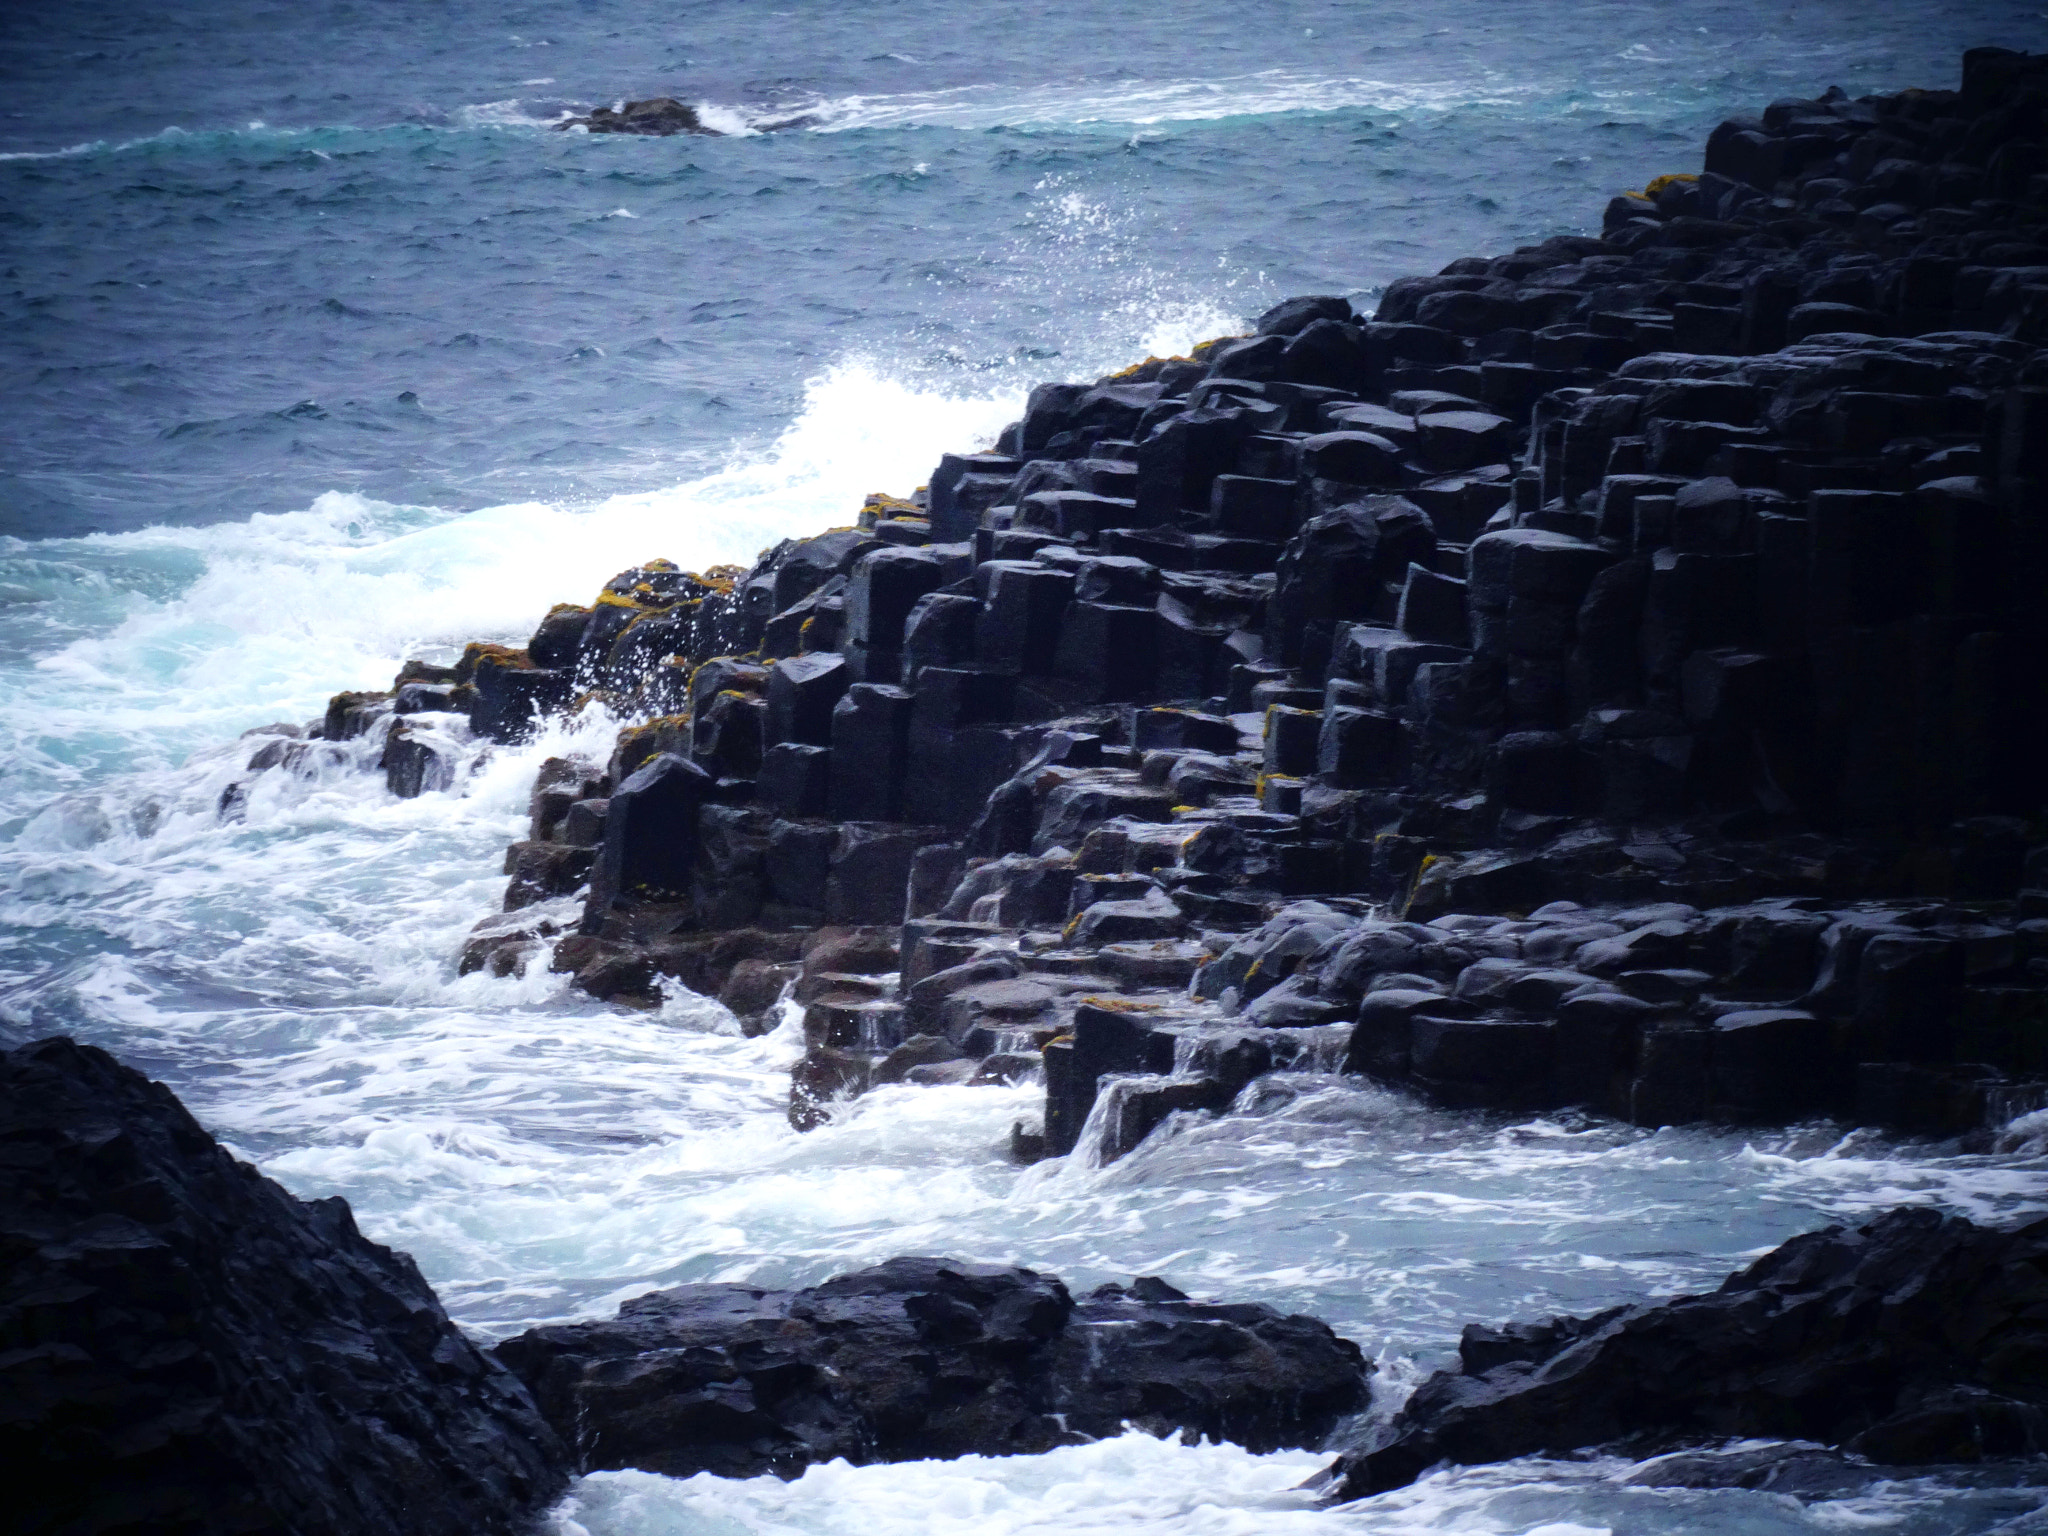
top-left (5, 1), bottom-right (2048, 1530)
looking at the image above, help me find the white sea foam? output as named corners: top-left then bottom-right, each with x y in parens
top-left (691, 101), bottom-right (762, 137)
top-left (0, 358), bottom-right (1026, 819)
top-left (546, 1430), bottom-right (2048, 1536)
top-left (776, 69), bottom-right (1532, 136)
top-left (551, 1433), bottom-right (1335, 1536)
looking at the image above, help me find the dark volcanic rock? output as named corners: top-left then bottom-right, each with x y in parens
top-left (0, 1036), bottom-right (567, 1536)
top-left (561, 96), bottom-right (722, 136)
top-left (495, 1256), bottom-right (1370, 1478)
top-left (1326, 1208), bottom-right (2048, 1501)
top-left (395, 48), bottom-right (2048, 1132)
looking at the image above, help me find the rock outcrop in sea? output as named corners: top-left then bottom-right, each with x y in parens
top-left (558, 96), bottom-right (721, 135)
top-left (234, 44), bottom-right (2048, 1167)
top-left (1320, 1206), bottom-right (2048, 1498)
top-left (494, 1257), bottom-right (1370, 1479)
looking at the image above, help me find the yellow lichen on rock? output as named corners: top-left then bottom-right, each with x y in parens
top-left (1626, 172), bottom-right (1701, 200)
top-left (693, 565), bottom-right (744, 593)
top-left (1102, 355), bottom-right (1170, 383)
top-left (456, 641), bottom-right (531, 682)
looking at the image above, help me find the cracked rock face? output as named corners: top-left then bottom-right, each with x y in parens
top-left (493, 1256), bottom-right (1372, 1478)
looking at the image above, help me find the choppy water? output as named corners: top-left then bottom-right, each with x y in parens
top-left (5, 1), bottom-right (2048, 1529)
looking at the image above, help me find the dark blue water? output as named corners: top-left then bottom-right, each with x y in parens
top-left (7, 0), bottom-right (2041, 535)
top-left (5, 3), bottom-right (2048, 1530)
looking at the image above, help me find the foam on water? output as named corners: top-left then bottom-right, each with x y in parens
top-left (0, 357), bottom-right (1030, 820)
top-left (757, 69), bottom-right (1537, 136)
top-left (549, 1430), bottom-right (2048, 1536)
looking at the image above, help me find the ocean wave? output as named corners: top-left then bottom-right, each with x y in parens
top-left (782, 69), bottom-right (1534, 135)
top-left (548, 1420), bottom-right (2048, 1536)
top-left (0, 357), bottom-right (1025, 826)
top-left (0, 68), bottom-right (1535, 165)
top-left (0, 109), bottom-right (560, 165)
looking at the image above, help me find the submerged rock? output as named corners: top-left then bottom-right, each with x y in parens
top-left (1323, 1207), bottom-right (2048, 1501)
top-left (0, 1036), bottom-right (568, 1536)
top-left (494, 1256), bottom-right (1370, 1478)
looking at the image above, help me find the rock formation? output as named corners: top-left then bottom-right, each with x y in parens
top-left (1319, 1206), bottom-right (2048, 1499)
top-left (559, 97), bottom-right (721, 135)
top-left (493, 1256), bottom-right (1371, 1479)
top-left (24, 45), bottom-right (2048, 1527)
top-left (0, 1037), bottom-right (568, 1536)
top-left (233, 48), bottom-right (2048, 1162)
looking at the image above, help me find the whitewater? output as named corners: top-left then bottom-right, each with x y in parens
top-left (5, 0), bottom-right (2048, 1529)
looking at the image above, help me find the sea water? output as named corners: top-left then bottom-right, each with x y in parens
top-left (5, 1), bottom-right (2048, 1529)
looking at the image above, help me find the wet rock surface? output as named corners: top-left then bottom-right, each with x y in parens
top-left (44, 44), bottom-right (2048, 1518)
top-left (493, 1256), bottom-right (1371, 1479)
top-left (0, 1037), bottom-right (568, 1536)
top-left (559, 96), bottom-right (722, 135)
top-left (1322, 1207), bottom-right (2048, 1500)
top-left (194, 50), bottom-right (2044, 1176)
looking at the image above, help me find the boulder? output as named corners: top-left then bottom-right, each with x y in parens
top-left (1415, 409), bottom-right (1516, 473)
top-left (825, 822), bottom-right (952, 926)
top-left (788, 1045), bottom-right (874, 1129)
top-left (759, 741), bottom-right (832, 817)
top-left (502, 840), bottom-right (595, 910)
top-left (1327, 1208), bottom-right (2048, 1500)
top-left (846, 547), bottom-right (944, 659)
top-left (873, 1033), bottom-right (968, 1085)
top-left (0, 1037), bottom-right (566, 1535)
top-left (381, 721), bottom-right (458, 799)
top-left (900, 591), bottom-right (981, 691)
top-left (975, 562), bottom-right (1074, 674)
top-left (1069, 889), bottom-right (1187, 946)
top-left (1255, 294), bottom-right (1353, 336)
top-left (467, 651), bottom-right (571, 744)
top-left (1268, 496), bottom-right (1434, 675)
top-left (495, 1258), bottom-right (1370, 1478)
top-left (830, 683), bottom-right (913, 821)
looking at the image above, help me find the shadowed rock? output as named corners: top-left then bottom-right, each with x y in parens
top-left (560, 97), bottom-right (722, 135)
top-left (0, 1036), bottom-right (568, 1535)
top-left (495, 1256), bottom-right (1370, 1478)
top-left (1323, 1208), bottom-right (2048, 1501)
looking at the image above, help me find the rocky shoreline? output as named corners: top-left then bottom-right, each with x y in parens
top-left (8, 1036), bottom-right (2045, 1530)
top-left (260, 45), bottom-right (2048, 1162)
top-left (15, 44), bottom-right (2048, 1533)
